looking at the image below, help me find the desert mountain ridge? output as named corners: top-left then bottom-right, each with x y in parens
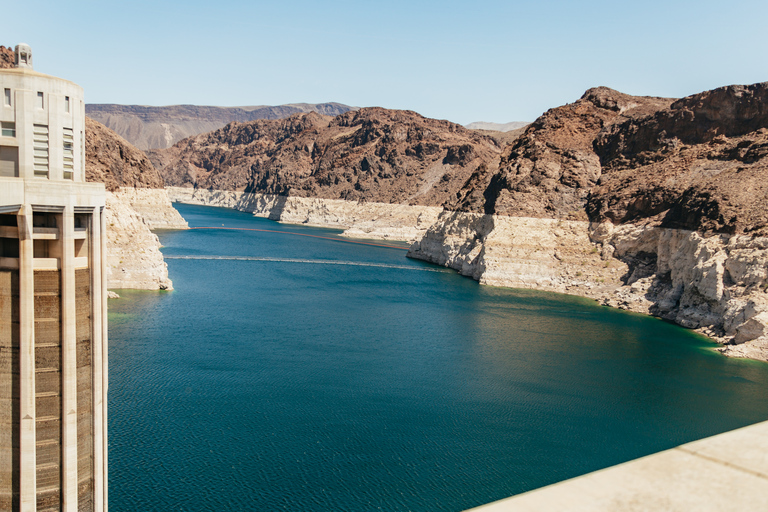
top-left (465, 121), bottom-right (529, 132)
top-left (154, 82), bottom-right (768, 236)
top-left (85, 102), bottom-right (356, 151)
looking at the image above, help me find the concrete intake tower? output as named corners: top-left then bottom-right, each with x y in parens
top-left (1, 44), bottom-right (108, 511)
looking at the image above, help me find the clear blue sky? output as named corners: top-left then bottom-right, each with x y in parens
top-left (6, 0), bottom-right (768, 125)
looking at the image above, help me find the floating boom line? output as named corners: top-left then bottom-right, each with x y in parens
top-left (189, 226), bottom-right (410, 250)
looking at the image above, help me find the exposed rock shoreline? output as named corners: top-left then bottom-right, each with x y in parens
top-left (168, 188), bottom-right (768, 362)
top-left (105, 188), bottom-right (187, 290)
top-left (85, 116), bottom-right (189, 290)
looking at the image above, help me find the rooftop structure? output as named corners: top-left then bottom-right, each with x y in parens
top-left (1, 44), bottom-right (107, 512)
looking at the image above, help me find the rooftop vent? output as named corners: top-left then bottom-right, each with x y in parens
top-left (15, 43), bottom-right (33, 70)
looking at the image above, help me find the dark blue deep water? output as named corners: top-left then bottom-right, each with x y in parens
top-left (108, 203), bottom-right (768, 511)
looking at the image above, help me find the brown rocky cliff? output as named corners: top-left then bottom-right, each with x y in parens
top-left (85, 117), bottom-right (165, 190)
top-left (154, 107), bottom-right (503, 207)
top-left (0, 46), bottom-right (14, 69)
top-left (589, 83), bottom-right (768, 235)
top-left (155, 82), bottom-right (768, 238)
top-left (452, 88), bottom-right (674, 219)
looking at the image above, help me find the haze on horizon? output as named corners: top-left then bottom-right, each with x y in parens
top-left (6, 0), bottom-right (768, 125)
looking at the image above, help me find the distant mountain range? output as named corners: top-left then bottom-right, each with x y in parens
top-left (464, 121), bottom-right (529, 132)
top-left (85, 102), bottom-right (356, 150)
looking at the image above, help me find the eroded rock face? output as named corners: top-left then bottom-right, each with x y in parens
top-left (167, 187), bottom-right (443, 242)
top-left (152, 108), bottom-right (503, 208)
top-left (85, 118), bottom-right (187, 290)
top-left (85, 117), bottom-right (165, 191)
top-left (104, 191), bottom-right (174, 290)
top-left (590, 84), bottom-right (768, 236)
top-left (452, 88), bottom-right (674, 219)
top-left (0, 46), bottom-right (13, 69)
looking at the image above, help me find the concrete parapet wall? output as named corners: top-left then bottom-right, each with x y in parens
top-left (465, 420), bottom-right (768, 512)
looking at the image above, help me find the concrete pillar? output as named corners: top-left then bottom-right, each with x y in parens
top-left (60, 208), bottom-right (77, 511)
top-left (17, 205), bottom-right (36, 512)
top-left (100, 208), bottom-right (108, 512)
top-left (91, 208), bottom-right (104, 512)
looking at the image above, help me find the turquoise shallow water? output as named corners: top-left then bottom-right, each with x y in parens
top-left (108, 203), bottom-right (768, 512)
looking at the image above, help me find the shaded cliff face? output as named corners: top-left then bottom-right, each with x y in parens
top-left (0, 46), bottom-right (14, 68)
top-left (153, 108), bottom-right (503, 207)
top-left (85, 117), bottom-right (165, 191)
top-left (452, 87), bottom-right (674, 219)
top-left (589, 83), bottom-right (768, 236)
top-left (86, 102), bottom-right (355, 150)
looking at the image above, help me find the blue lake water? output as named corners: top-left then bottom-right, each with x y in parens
top-left (108, 203), bottom-right (768, 511)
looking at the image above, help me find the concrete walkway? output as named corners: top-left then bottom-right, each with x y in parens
top-left (465, 420), bottom-right (768, 512)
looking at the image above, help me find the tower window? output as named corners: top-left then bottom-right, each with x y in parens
top-left (0, 146), bottom-right (19, 177)
top-left (37, 91), bottom-right (44, 109)
top-left (3, 88), bottom-right (9, 106)
top-left (65, 96), bottom-right (70, 113)
top-left (0, 122), bottom-right (14, 137)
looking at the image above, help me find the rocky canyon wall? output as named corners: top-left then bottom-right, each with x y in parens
top-left (86, 117), bottom-right (187, 290)
top-left (105, 190), bottom-right (181, 290)
top-left (155, 83), bottom-right (768, 361)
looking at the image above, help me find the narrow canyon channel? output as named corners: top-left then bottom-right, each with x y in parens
top-left (108, 203), bottom-right (768, 512)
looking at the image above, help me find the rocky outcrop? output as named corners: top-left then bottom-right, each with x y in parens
top-left (85, 118), bottom-right (187, 290)
top-left (85, 117), bottom-right (165, 191)
top-left (153, 108), bottom-right (503, 208)
top-left (86, 102), bottom-right (355, 150)
top-left (114, 187), bottom-right (187, 231)
top-left (408, 84), bottom-right (768, 361)
top-left (410, 213), bottom-right (625, 294)
top-left (104, 192), bottom-right (174, 290)
top-left (452, 88), bottom-right (674, 218)
top-left (0, 46), bottom-right (13, 69)
top-left (408, 214), bottom-right (768, 361)
top-left (589, 223), bottom-right (768, 360)
top-left (589, 85), bottom-right (768, 236)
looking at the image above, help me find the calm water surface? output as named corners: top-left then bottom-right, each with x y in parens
top-left (108, 203), bottom-right (768, 511)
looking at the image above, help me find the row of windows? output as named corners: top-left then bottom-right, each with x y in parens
top-left (3, 88), bottom-right (71, 113)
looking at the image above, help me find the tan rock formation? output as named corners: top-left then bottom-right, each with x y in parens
top-left (167, 187), bottom-right (442, 242)
top-left (85, 118), bottom-right (187, 290)
top-left (104, 192), bottom-right (174, 290)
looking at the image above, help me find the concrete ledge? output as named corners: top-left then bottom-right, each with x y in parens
top-left (466, 420), bottom-right (768, 512)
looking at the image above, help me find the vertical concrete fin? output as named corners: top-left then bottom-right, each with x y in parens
top-left (16, 207), bottom-right (36, 512)
top-left (61, 207), bottom-right (78, 512)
